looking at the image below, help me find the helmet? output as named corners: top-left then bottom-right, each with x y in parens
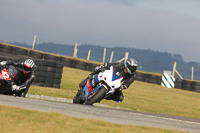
top-left (124, 58), bottom-right (138, 74)
top-left (23, 59), bottom-right (35, 73)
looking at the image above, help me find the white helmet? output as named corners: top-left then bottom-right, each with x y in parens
top-left (23, 59), bottom-right (35, 73)
top-left (125, 58), bottom-right (138, 74)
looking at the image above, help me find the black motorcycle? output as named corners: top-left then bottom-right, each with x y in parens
top-left (0, 64), bottom-right (19, 95)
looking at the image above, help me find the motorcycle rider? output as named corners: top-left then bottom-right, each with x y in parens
top-left (79, 58), bottom-right (138, 102)
top-left (0, 59), bottom-right (36, 97)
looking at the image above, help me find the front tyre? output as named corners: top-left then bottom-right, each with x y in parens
top-left (73, 90), bottom-right (85, 104)
top-left (85, 86), bottom-right (107, 105)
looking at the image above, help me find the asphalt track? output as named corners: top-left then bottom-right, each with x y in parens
top-left (0, 94), bottom-right (200, 132)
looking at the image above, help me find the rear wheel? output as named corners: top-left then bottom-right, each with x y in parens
top-left (85, 86), bottom-right (107, 105)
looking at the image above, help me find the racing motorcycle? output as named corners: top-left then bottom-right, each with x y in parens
top-left (0, 64), bottom-right (19, 95)
top-left (73, 66), bottom-right (123, 105)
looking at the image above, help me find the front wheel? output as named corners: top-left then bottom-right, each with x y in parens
top-left (73, 90), bottom-right (85, 104)
top-left (85, 86), bottom-right (107, 105)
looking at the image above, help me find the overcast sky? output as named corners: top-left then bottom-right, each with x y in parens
top-left (1, 0), bottom-right (200, 62)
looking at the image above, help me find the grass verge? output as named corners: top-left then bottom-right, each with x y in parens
top-left (28, 67), bottom-right (200, 119)
top-left (0, 105), bottom-right (188, 133)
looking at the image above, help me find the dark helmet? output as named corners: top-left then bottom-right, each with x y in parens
top-left (23, 59), bottom-right (35, 74)
top-left (124, 58), bottom-right (138, 74)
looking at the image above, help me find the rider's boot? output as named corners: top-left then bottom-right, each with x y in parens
top-left (79, 72), bottom-right (95, 89)
top-left (79, 77), bottom-right (89, 89)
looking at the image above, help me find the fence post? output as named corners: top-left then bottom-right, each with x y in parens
top-left (172, 61), bottom-right (176, 77)
top-left (191, 67), bottom-right (194, 80)
top-left (117, 52), bottom-right (129, 63)
top-left (73, 43), bottom-right (78, 58)
top-left (32, 35), bottom-right (37, 50)
top-left (109, 51), bottom-right (114, 63)
top-left (124, 52), bottom-right (129, 62)
top-left (87, 50), bottom-right (91, 60)
top-left (172, 61), bottom-right (183, 79)
top-left (102, 48), bottom-right (106, 63)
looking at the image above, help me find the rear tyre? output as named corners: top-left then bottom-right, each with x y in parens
top-left (85, 86), bottom-right (107, 105)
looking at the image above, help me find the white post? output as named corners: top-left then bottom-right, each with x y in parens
top-left (102, 48), bottom-right (106, 63)
top-left (73, 42), bottom-right (78, 58)
top-left (32, 35), bottom-right (37, 50)
top-left (109, 51), bottom-right (114, 63)
top-left (191, 67), bottom-right (194, 80)
top-left (87, 50), bottom-right (91, 60)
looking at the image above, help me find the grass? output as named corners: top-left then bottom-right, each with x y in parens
top-left (28, 67), bottom-right (200, 119)
top-left (0, 105), bottom-right (188, 133)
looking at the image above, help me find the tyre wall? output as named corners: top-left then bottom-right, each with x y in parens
top-left (0, 43), bottom-right (63, 89)
top-left (0, 42), bottom-right (199, 93)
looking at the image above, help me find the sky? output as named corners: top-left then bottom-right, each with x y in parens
top-left (0, 0), bottom-right (200, 62)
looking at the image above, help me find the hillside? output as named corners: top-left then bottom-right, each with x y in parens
top-left (4, 41), bottom-right (200, 80)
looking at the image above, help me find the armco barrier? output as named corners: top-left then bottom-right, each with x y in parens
top-left (0, 42), bottom-right (200, 93)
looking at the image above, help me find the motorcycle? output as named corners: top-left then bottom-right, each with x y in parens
top-left (0, 64), bottom-right (19, 95)
top-left (73, 66), bottom-right (123, 105)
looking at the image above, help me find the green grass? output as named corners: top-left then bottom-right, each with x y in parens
top-left (28, 67), bottom-right (200, 119)
top-left (0, 105), bottom-right (188, 133)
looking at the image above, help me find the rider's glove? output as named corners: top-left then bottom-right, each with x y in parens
top-left (95, 65), bottom-right (105, 72)
top-left (0, 61), bottom-right (7, 66)
top-left (12, 85), bottom-right (21, 91)
top-left (119, 85), bottom-right (127, 91)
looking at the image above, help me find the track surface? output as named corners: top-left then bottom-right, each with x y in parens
top-left (0, 94), bottom-right (200, 132)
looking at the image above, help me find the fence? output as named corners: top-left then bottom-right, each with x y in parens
top-left (0, 42), bottom-right (199, 93)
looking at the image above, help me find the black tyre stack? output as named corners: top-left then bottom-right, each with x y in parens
top-left (174, 78), bottom-right (182, 89)
top-left (0, 43), bottom-right (14, 55)
top-left (88, 63), bottom-right (99, 72)
top-left (29, 50), bottom-right (44, 59)
top-left (74, 59), bottom-right (89, 71)
top-left (135, 72), bottom-right (146, 82)
top-left (181, 80), bottom-right (192, 91)
top-left (146, 74), bottom-right (162, 85)
top-left (1, 42), bottom-right (200, 93)
top-left (190, 81), bottom-right (200, 93)
top-left (33, 60), bottom-right (63, 89)
top-left (59, 56), bottom-right (74, 68)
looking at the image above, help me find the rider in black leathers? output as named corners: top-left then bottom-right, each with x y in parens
top-left (79, 58), bottom-right (138, 102)
top-left (0, 59), bottom-right (36, 97)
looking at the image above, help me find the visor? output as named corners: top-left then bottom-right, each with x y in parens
top-left (23, 65), bottom-right (32, 72)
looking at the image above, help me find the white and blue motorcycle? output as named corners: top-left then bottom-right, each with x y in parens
top-left (73, 66), bottom-right (123, 105)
